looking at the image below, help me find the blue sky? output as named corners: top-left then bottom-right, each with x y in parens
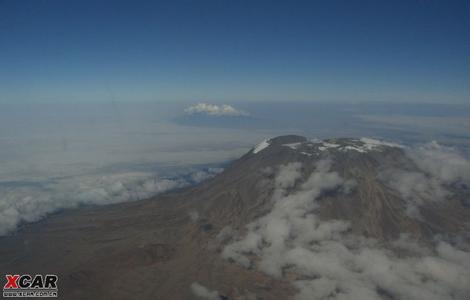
top-left (1, 0), bottom-right (469, 103)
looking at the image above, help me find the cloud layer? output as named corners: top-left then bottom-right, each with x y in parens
top-left (184, 103), bottom-right (250, 117)
top-left (222, 159), bottom-right (470, 299)
top-left (380, 141), bottom-right (470, 218)
top-left (0, 167), bottom-right (223, 236)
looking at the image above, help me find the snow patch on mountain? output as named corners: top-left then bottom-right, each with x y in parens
top-left (253, 139), bottom-right (271, 154)
top-left (360, 137), bottom-right (404, 150)
top-left (288, 137), bottom-right (404, 154)
top-left (318, 142), bottom-right (341, 151)
top-left (283, 142), bottom-right (302, 150)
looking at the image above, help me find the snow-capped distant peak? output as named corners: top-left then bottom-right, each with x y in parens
top-left (253, 139), bottom-right (271, 154)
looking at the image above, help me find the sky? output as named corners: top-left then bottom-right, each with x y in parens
top-left (1, 0), bottom-right (469, 103)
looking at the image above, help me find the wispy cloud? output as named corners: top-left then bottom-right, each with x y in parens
top-left (380, 141), bottom-right (470, 218)
top-left (190, 282), bottom-right (220, 300)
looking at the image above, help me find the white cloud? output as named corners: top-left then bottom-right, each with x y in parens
top-left (380, 141), bottom-right (470, 218)
top-left (188, 210), bottom-right (200, 222)
top-left (222, 160), bottom-right (349, 275)
top-left (407, 141), bottom-right (470, 184)
top-left (190, 282), bottom-right (220, 300)
top-left (190, 168), bottom-right (223, 183)
top-left (274, 161), bottom-right (303, 189)
top-left (222, 159), bottom-right (470, 300)
top-left (0, 168), bottom-right (222, 236)
top-left (184, 103), bottom-right (250, 117)
top-left (380, 169), bottom-right (449, 218)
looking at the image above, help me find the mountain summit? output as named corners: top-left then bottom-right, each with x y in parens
top-left (1, 136), bottom-right (469, 299)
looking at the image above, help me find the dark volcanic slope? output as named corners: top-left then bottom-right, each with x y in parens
top-left (1, 135), bottom-right (469, 299)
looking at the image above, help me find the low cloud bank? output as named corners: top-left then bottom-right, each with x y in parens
top-left (407, 141), bottom-right (470, 183)
top-left (381, 141), bottom-right (470, 218)
top-left (222, 160), bottom-right (470, 299)
top-left (0, 167), bottom-right (223, 236)
top-left (184, 103), bottom-right (250, 117)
